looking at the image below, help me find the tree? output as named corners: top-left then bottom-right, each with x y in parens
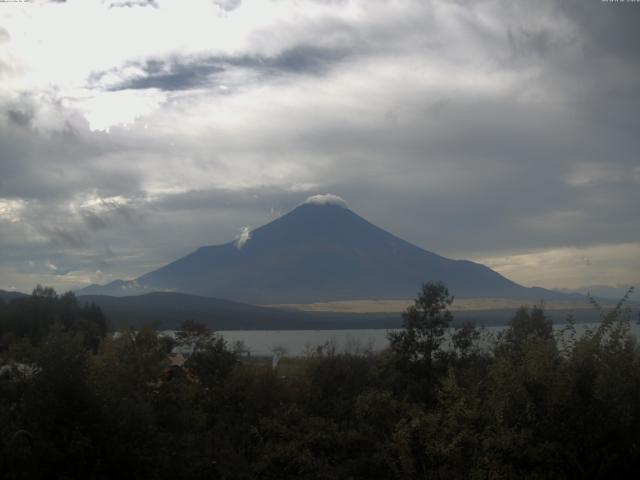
top-left (506, 303), bottom-right (553, 345)
top-left (0, 287), bottom-right (107, 349)
top-left (389, 282), bottom-right (454, 365)
top-left (387, 282), bottom-right (454, 401)
top-left (451, 320), bottom-right (481, 359)
top-left (175, 319), bottom-right (212, 355)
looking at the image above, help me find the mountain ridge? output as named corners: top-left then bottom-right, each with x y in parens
top-left (77, 200), bottom-right (584, 303)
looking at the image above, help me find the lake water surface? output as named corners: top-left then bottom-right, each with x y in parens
top-left (213, 322), bottom-right (640, 357)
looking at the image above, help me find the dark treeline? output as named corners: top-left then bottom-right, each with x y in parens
top-left (1, 283), bottom-right (639, 479)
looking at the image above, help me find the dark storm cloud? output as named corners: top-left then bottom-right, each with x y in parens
top-left (97, 44), bottom-right (352, 91)
top-left (264, 44), bottom-right (352, 75)
top-left (0, 115), bottom-right (140, 202)
top-left (106, 59), bottom-right (225, 91)
top-left (550, 1), bottom-right (640, 165)
top-left (557, 0), bottom-right (640, 60)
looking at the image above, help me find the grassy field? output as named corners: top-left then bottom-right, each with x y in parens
top-left (267, 298), bottom-right (607, 314)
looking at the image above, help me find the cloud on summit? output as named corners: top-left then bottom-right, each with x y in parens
top-left (303, 194), bottom-right (347, 208)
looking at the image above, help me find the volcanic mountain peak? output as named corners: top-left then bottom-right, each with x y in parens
top-left (77, 197), bottom-right (580, 303)
top-left (248, 198), bottom-right (396, 246)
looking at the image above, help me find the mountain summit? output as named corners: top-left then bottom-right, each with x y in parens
top-left (79, 195), bottom-right (571, 303)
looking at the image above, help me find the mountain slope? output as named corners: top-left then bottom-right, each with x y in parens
top-left (78, 200), bottom-right (580, 303)
top-left (0, 289), bottom-right (30, 303)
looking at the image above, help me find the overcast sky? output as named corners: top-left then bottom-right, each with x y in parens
top-left (0, 0), bottom-right (638, 296)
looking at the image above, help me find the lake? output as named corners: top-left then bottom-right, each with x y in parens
top-left (209, 322), bottom-right (640, 357)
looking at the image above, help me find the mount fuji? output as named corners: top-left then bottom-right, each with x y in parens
top-left (78, 195), bottom-right (576, 304)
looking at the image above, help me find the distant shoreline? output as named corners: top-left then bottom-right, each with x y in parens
top-left (265, 297), bottom-right (618, 314)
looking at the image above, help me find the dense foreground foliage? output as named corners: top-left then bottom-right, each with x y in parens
top-left (1, 284), bottom-right (639, 479)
